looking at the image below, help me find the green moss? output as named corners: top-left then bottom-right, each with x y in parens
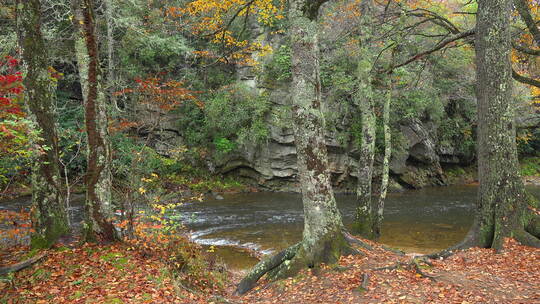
top-left (69, 290), bottom-right (85, 300)
top-left (99, 252), bottom-right (131, 270)
top-left (264, 45), bottom-right (292, 85)
top-left (30, 235), bottom-right (51, 250)
top-left (520, 157), bottom-right (540, 176)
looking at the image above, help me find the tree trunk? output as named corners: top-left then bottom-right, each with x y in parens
top-left (441, 0), bottom-right (540, 254)
top-left (284, 0), bottom-right (351, 271)
top-left (104, 0), bottom-right (118, 109)
top-left (16, 0), bottom-right (68, 249)
top-left (374, 80), bottom-right (392, 238)
top-left (351, 4), bottom-right (377, 237)
top-left (352, 61), bottom-right (376, 238)
top-left (72, 0), bottom-right (117, 242)
top-left (236, 0), bottom-right (358, 294)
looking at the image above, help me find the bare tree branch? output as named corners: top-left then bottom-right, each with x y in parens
top-left (512, 42), bottom-right (540, 56)
top-left (392, 28), bottom-right (475, 70)
top-left (514, 0), bottom-right (540, 46)
top-left (512, 69), bottom-right (540, 88)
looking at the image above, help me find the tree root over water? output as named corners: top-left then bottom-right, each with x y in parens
top-left (235, 243), bottom-right (302, 295)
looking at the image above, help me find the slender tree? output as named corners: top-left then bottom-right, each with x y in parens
top-left (71, 0), bottom-right (117, 242)
top-left (375, 77), bottom-right (393, 237)
top-left (236, 0), bottom-right (362, 294)
top-left (435, 0), bottom-right (540, 256)
top-left (352, 52), bottom-right (377, 238)
top-left (16, 0), bottom-right (69, 248)
top-left (351, 0), bottom-right (387, 239)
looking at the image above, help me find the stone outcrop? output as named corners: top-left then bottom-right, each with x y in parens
top-left (217, 117), bottom-right (452, 191)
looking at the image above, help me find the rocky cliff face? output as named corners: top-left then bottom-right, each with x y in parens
top-left (216, 113), bottom-right (457, 192)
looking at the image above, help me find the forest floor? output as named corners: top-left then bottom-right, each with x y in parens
top-left (1, 238), bottom-right (538, 303)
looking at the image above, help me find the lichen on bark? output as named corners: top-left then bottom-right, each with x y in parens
top-left (435, 0), bottom-right (540, 255)
top-left (17, 0), bottom-right (69, 249)
top-left (71, 0), bottom-right (117, 242)
top-left (236, 0), bottom-right (357, 294)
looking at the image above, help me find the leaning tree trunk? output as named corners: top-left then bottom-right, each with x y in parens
top-left (17, 0), bottom-right (68, 249)
top-left (236, 0), bottom-right (358, 294)
top-left (72, 0), bottom-right (117, 242)
top-left (437, 0), bottom-right (540, 255)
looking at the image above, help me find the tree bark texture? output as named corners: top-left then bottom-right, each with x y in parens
top-left (375, 81), bottom-right (392, 238)
top-left (459, 0), bottom-right (540, 250)
top-left (236, 0), bottom-right (357, 294)
top-left (17, 0), bottom-right (68, 249)
top-left (72, 0), bottom-right (117, 242)
top-left (352, 57), bottom-right (376, 238)
top-left (352, 6), bottom-right (377, 238)
top-left (286, 0), bottom-right (350, 270)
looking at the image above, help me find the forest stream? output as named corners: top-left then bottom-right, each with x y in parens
top-left (3, 185), bottom-right (540, 271)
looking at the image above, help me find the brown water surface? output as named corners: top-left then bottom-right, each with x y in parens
top-left (178, 185), bottom-right (540, 270)
top-left (4, 185), bottom-right (539, 271)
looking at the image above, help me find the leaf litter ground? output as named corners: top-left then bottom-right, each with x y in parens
top-left (1, 238), bottom-right (538, 303)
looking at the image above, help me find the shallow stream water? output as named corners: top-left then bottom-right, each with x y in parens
top-left (3, 185), bottom-right (539, 270)
top-left (177, 185), bottom-right (540, 269)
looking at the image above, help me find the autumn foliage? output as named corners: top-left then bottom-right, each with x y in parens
top-left (0, 56), bottom-right (26, 156)
top-left (166, 0), bottom-right (285, 64)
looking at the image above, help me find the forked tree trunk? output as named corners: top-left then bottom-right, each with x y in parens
top-left (72, 0), bottom-right (117, 242)
top-left (17, 0), bottom-right (68, 249)
top-left (236, 0), bottom-right (357, 294)
top-left (439, 0), bottom-right (540, 254)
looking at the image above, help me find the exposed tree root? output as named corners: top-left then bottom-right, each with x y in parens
top-left (426, 227), bottom-right (481, 259)
top-left (343, 230), bottom-right (405, 256)
top-left (236, 232), bottom-right (370, 296)
top-left (374, 257), bottom-right (437, 281)
top-left (0, 252), bottom-right (47, 276)
top-left (515, 230), bottom-right (540, 248)
top-left (343, 231), bottom-right (373, 251)
top-left (235, 243), bottom-right (301, 295)
top-left (359, 273), bottom-right (369, 292)
top-left (525, 210), bottom-right (540, 238)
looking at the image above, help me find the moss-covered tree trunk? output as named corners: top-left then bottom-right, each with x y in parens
top-left (351, 3), bottom-right (377, 238)
top-left (375, 81), bottom-right (392, 237)
top-left (352, 63), bottom-right (376, 238)
top-left (286, 0), bottom-right (351, 271)
top-left (104, 0), bottom-right (117, 108)
top-left (236, 0), bottom-right (358, 294)
top-left (442, 0), bottom-right (540, 253)
top-left (17, 0), bottom-right (68, 249)
top-left (72, 0), bottom-right (117, 242)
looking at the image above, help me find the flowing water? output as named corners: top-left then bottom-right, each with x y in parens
top-left (177, 185), bottom-right (540, 269)
top-left (3, 185), bottom-right (539, 270)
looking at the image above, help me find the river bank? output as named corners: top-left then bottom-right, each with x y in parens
top-left (1, 237), bottom-right (538, 303)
